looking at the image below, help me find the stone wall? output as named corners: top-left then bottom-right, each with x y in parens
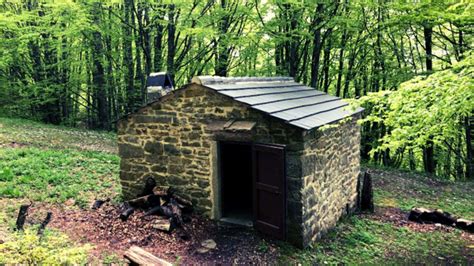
top-left (117, 83), bottom-right (361, 247)
top-left (300, 116), bottom-right (361, 247)
top-left (117, 84), bottom-right (305, 245)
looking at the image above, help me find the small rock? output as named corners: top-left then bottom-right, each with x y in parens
top-left (201, 239), bottom-right (217, 250)
top-left (196, 247), bottom-right (210, 254)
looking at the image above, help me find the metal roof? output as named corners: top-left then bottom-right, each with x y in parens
top-left (191, 76), bottom-right (363, 130)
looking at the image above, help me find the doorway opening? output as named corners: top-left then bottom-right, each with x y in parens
top-left (219, 142), bottom-right (253, 226)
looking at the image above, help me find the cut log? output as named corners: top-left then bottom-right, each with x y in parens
top-left (37, 212), bottom-right (52, 236)
top-left (408, 208), bottom-right (456, 225)
top-left (120, 207), bottom-right (135, 221)
top-left (152, 218), bottom-right (171, 232)
top-left (169, 198), bottom-right (183, 226)
top-left (455, 219), bottom-right (473, 233)
top-left (91, 198), bottom-right (109, 210)
top-left (173, 194), bottom-right (193, 213)
top-left (143, 205), bottom-right (173, 217)
top-left (360, 171), bottom-right (374, 213)
top-left (127, 194), bottom-right (161, 209)
top-left (152, 186), bottom-right (170, 197)
top-left (15, 204), bottom-right (30, 231)
top-left (124, 245), bottom-right (172, 266)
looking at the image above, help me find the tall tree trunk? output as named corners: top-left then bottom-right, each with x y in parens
top-left (422, 23), bottom-right (436, 174)
top-left (310, 3), bottom-right (324, 89)
top-left (123, 0), bottom-right (135, 112)
top-left (143, 3), bottom-right (152, 77)
top-left (153, 5), bottom-right (164, 72)
top-left (215, 0), bottom-right (230, 76)
top-left (134, 2), bottom-right (145, 103)
top-left (167, 4), bottom-right (176, 84)
top-left (335, 30), bottom-right (347, 97)
top-left (321, 29), bottom-right (332, 93)
top-left (466, 117), bottom-right (474, 179)
top-left (91, 2), bottom-right (108, 130)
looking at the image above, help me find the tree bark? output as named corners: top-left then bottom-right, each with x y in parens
top-left (91, 2), bottom-right (108, 130)
top-left (310, 4), bottom-right (324, 89)
top-left (422, 23), bottom-right (436, 174)
top-left (123, 0), bottom-right (135, 113)
top-left (166, 4), bottom-right (176, 85)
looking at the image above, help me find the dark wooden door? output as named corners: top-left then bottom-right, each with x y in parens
top-left (252, 144), bottom-right (286, 239)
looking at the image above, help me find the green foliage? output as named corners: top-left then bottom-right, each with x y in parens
top-left (359, 55), bottom-right (474, 178)
top-left (0, 227), bottom-right (91, 264)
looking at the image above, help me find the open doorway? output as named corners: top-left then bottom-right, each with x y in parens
top-left (219, 142), bottom-right (253, 226)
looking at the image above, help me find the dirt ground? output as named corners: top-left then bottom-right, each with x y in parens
top-left (27, 203), bottom-right (280, 264)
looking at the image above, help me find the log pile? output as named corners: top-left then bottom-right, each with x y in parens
top-left (99, 185), bottom-right (193, 234)
top-left (408, 207), bottom-right (473, 233)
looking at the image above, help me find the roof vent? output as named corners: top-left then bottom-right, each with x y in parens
top-left (146, 72), bottom-right (174, 103)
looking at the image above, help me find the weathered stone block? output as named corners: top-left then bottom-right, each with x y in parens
top-left (144, 142), bottom-right (163, 155)
top-left (119, 144), bottom-right (144, 158)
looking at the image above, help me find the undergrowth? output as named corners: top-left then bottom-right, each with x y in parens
top-left (0, 227), bottom-right (91, 264)
top-left (0, 147), bottom-right (120, 207)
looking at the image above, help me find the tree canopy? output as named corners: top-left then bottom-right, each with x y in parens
top-left (0, 0), bottom-right (472, 178)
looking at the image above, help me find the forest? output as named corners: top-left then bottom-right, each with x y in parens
top-left (0, 0), bottom-right (472, 179)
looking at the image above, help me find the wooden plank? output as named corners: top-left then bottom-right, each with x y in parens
top-left (124, 246), bottom-right (172, 266)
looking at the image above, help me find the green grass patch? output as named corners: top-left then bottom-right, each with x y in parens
top-left (0, 117), bottom-right (117, 153)
top-left (0, 227), bottom-right (91, 264)
top-left (371, 168), bottom-right (474, 219)
top-left (279, 217), bottom-right (472, 264)
top-left (0, 147), bottom-right (120, 207)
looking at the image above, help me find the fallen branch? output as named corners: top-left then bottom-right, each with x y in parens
top-left (127, 194), bottom-right (161, 209)
top-left (37, 212), bottom-right (52, 236)
top-left (408, 207), bottom-right (473, 232)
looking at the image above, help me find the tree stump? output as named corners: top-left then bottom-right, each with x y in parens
top-left (360, 171), bottom-right (374, 213)
top-left (15, 204), bottom-right (30, 231)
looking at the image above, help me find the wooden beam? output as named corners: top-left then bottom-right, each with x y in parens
top-left (124, 246), bottom-right (172, 266)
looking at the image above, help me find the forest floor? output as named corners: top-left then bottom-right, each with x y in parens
top-left (0, 117), bottom-right (472, 264)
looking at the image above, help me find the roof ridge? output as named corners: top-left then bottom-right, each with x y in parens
top-left (191, 75), bottom-right (294, 85)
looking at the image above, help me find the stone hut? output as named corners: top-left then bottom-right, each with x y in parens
top-left (117, 76), bottom-right (364, 247)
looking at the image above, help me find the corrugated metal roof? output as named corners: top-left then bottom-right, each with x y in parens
top-left (192, 76), bottom-right (363, 130)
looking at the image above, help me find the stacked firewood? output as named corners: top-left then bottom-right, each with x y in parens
top-left (105, 185), bottom-right (193, 233)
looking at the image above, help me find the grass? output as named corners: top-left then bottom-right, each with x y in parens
top-left (279, 217), bottom-right (470, 265)
top-left (279, 167), bottom-right (474, 264)
top-left (371, 167), bottom-right (474, 219)
top-left (0, 117), bottom-right (116, 153)
top-left (0, 147), bottom-right (120, 207)
top-left (0, 117), bottom-right (120, 252)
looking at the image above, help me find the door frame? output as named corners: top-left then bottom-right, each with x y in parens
top-left (213, 140), bottom-right (287, 239)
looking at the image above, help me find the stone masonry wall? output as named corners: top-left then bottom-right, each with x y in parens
top-left (117, 84), bottom-right (305, 245)
top-left (300, 116), bottom-right (361, 247)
